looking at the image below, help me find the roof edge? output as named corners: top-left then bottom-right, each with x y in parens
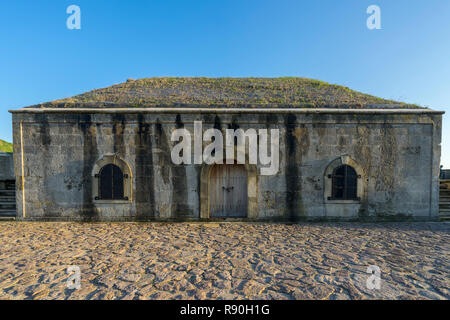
top-left (9, 107), bottom-right (445, 115)
top-left (20, 102), bottom-right (426, 110)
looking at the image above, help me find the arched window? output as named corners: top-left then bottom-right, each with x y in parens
top-left (96, 164), bottom-right (126, 200)
top-left (329, 165), bottom-right (358, 200)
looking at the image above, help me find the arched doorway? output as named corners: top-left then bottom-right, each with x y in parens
top-left (209, 164), bottom-right (248, 217)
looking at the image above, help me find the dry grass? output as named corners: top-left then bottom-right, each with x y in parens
top-left (0, 139), bottom-right (12, 153)
top-left (32, 77), bottom-right (423, 109)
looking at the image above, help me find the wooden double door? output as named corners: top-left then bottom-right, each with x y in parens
top-left (209, 164), bottom-right (248, 218)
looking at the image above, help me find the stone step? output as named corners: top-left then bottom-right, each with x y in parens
top-left (0, 193), bottom-right (15, 198)
top-left (0, 197), bottom-right (16, 204)
top-left (0, 200), bottom-right (15, 204)
top-left (0, 190), bottom-right (15, 197)
top-left (0, 217), bottom-right (15, 221)
top-left (0, 196), bottom-right (15, 201)
top-left (0, 209), bottom-right (16, 217)
top-left (0, 199), bottom-right (15, 204)
top-left (0, 203), bottom-right (16, 210)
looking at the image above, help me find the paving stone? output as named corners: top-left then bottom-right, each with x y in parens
top-left (0, 222), bottom-right (448, 300)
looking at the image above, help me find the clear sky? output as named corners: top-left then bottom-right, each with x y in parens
top-left (1, 1), bottom-right (449, 166)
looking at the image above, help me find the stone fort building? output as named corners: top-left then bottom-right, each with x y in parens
top-left (9, 78), bottom-right (443, 221)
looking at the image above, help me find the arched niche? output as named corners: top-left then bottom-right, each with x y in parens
top-left (92, 154), bottom-right (133, 203)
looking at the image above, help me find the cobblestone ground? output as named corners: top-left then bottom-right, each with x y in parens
top-left (0, 222), bottom-right (448, 300)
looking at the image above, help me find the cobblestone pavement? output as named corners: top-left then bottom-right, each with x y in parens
top-left (0, 222), bottom-right (448, 300)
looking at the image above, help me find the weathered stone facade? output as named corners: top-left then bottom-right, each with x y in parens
top-left (9, 108), bottom-right (443, 221)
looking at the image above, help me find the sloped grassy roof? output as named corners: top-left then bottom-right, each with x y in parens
top-left (0, 139), bottom-right (13, 153)
top-left (29, 77), bottom-right (422, 109)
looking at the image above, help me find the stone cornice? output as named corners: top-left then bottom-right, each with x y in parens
top-left (9, 108), bottom-right (445, 115)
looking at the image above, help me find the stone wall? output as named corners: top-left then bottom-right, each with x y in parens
top-left (10, 109), bottom-right (442, 221)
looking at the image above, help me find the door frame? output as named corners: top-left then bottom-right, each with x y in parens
top-left (200, 161), bottom-right (258, 219)
top-left (209, 164), bottom-right (248, 218)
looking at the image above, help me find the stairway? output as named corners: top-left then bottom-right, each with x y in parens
top-left (0, 180), bottom-right (16, 219)
top-left (439, 181), bottom-right (450, 221)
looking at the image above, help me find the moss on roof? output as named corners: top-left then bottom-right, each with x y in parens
top-left (31, 77), bottom-right (423, 109)
top-left (0, 139), bottom-right (13, 153)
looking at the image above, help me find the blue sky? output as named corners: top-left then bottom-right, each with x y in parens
top-left (1, 0), bottom-right (449, 166)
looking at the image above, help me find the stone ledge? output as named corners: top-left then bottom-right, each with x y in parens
top-left (9, 107), bottom-right (445, 115)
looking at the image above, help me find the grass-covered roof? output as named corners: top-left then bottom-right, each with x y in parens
top-left (29, 77), bottom-right (423, 109)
